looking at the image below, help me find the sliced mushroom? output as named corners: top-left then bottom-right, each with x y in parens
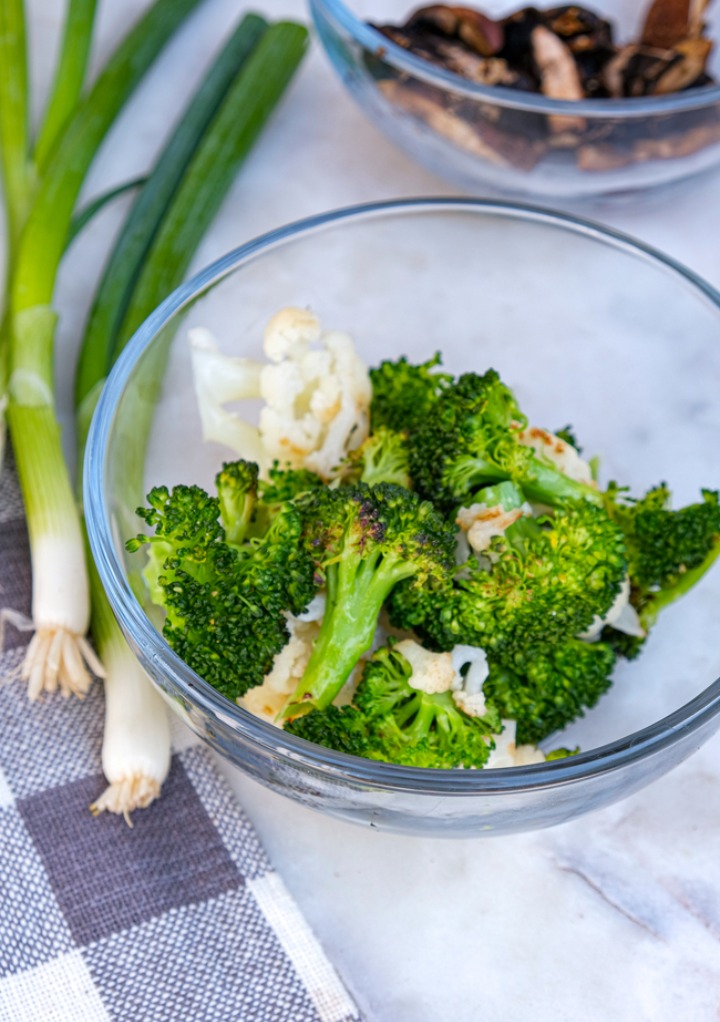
top-left (405, 5), bottom-right (505, 56)
top-left (603, 36), bottom-right (713, 96)
top-left (378, 78), bottom-right (548, 168)
top-left (531, 25), bottom-right (586, 133)
top-left (639, 0), bottom-right (712, 48)
top-left (641, 0), bottom-right (694, 48)
top-left (542, 5), bottom-right (617, 97)
top-left (578, 116), bottom-right (720, 169)
top-left (372, 22), bottom-right (533, 89)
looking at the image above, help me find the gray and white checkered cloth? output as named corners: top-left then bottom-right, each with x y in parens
top-left (0, 454), bottom-right (363, 1022)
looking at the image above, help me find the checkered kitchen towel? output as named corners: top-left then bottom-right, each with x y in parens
top-left (0, 454), bottom-right (363, 1022)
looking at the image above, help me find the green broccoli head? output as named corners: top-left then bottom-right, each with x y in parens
top-left (286, 645), bottom-right (500, 769)
top-left (282, 483), bottom-right (457, 716)
top-left (284, 703), bottom-right (374, 758)
top-left (484, 638), bottom-right (617, 745)
top-left (390, 498), bottom-right (627, 657)
top-left (128, 480), bottom-right (317, 700)
top-left (369, 353), bottom-right (452, 434)
top-left (355, 645), bottom-right (501, 768)
top-left (409, 370), bottom-right (601, 512)
top-left (260, 462), bottom-right (325, 505)
top-left (339, 426), bottom-right (411, 489)
top-left (246, 462), bottom-right (325, 538)
top-left (605, 484), bottom-right (720, 643)
top-left (216, 460), bottom-right (258, 547)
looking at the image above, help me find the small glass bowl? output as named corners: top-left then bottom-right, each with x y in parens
top-left (85, 199), bottom-right (720, 837)
top-left (310, 0), bottom-right (720, 200)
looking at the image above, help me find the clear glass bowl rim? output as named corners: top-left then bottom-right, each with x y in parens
top-left (85, 196), bottom-right (720, 798)
top-left (310, 0), bottom-right (720, 116)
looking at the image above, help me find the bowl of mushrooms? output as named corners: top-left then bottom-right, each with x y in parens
top-left (310, 0), bottom-right (720, 198)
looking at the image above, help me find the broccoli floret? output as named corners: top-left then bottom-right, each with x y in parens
top-left (484, 639), bottom-right (617, 745)
top-left (282, 483), bottom-right (456, 717)
top-left (369, 353), bottom-right (452, 434)
top-left (605, 484), bottom-right (720, 644)
top-left (409, 370), bottom-right (602, 512)
top-left (260, 462), bottom-right (325, 505)
top-left (390, 493), bottom-right (627, 657)
top-left (128, 473), bottom-right (317, 701)
top-left (284, 703), bottom-right (373, 757)
top-left (340, 426), bottom-right (411, 488)
top-left (216, 460), bottom-right (258, 547)
top-left (246, 462), bottom-right (325, 538)
top-left (287, 645), bottom-right (500, 768)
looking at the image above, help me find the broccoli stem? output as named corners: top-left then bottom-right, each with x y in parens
top-left (524, 459), bottom-right (602, 507)
top-left (640, 536), bottom-right (720, 631)
top-left (284, 553), bottom-right (413, 716)
top-left (450, 452), bottom-right (602, 508)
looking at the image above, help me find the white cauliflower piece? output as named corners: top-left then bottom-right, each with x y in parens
top-left (188, 327), bottom-right (265, 464)
top-left (515, 425), bottom-right (595, 486)
top-left (238, 613), bottom-right (320, 725)
top-left (485, 719), bottom-right (546, 768)
top-left (577, 576), bottom-right (645, 641)
top-left (259, 307), bottom-right (371, 480)
top-left (513, 744), bottom-right (547, 766)
top-left (395, 639), bottom-right (456, 694)
top-left (456, 502), bottom-right (527, 554)
top-left (450, 644), bottom-right (490, 717)
top-left (394, 639), bottom-right (492, 714)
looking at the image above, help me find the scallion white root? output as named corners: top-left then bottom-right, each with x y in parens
top-left (5, 403), bottom-right (102, 699)
top-left (89, 582), bottom-right (170, 825)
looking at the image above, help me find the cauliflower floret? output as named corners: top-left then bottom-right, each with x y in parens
top-left (395, 639), bottom-right (456, 694)
top-left (515, 425), bottom-right (595, 486)
top-left (394, 639), bottom-right (491, 714)
top-left (513, 744), bottom-right (547, 766)
top-left (450, 644), bottom-right (490, 717)
top-left (456, 502), bottom-right (526, 554)
top-left (188, 327), bottom-right (264, 464)
top-left (485, 719), bottom-right (546, 768)
top-left (259, 308), bottom-right (371, 480)
top-left (577, 576), bottom-right (645, 641)
top-left (238, 613), bottom-right (320, 725)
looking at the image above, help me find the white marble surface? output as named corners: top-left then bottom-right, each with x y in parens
top-left (13, 2), bottom-right (720, 1019)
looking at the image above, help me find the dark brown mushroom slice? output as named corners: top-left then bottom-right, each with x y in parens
top-left (404, 5), bottom-right (505, 56)
top-left (370, 21), bottom-right (534, 90)
top-left (603, 38), bottom-right (714, 96)
top-left (377, 76), bottom-right (549, 169)
top-left (577, 98), bottom-right (720, 169)
top-left (498, 7), bottom-right (545, 83)
top-left (541, 5), bottom-right (617, 97)
top-left (531, 24), bottom-right (587, 134)
top-left (640, 0), bottom-right (693, 49)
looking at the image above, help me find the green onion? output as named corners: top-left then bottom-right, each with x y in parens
top-left (0, 0), bottom-right (31, 461)
top-left (75, 11), bottom-right (270, 452)
top-left (76, 17), bottom-right (309, 820)
top-left (0, 0), bottom-right (32, 263)
top-left (33, 0), bottom-right (98, 174)
top-left (118, 21), bottom-right (310, 349)
top-left (5, 0), bottom-right (204, 700)
top-left (67, 176), bottom-right (147, 251)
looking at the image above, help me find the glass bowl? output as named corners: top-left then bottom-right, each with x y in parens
top-left (85, 199), bottom-right (720, 837)
top-left (310, 0), bottom-right (720, 200)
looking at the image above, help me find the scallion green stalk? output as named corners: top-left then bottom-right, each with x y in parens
top-left (0, 0), bottom-right (32, 263)
top-left (33, 0), bottom-right (98, 174)
top-left (75, 11), bottom-right (270, 452)
top-left (0, 0), bottom-right (32, 467)
top-left (77, 16), bottom-right (308, 821)
top-left (6, 0), bottom-right (204, 699)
